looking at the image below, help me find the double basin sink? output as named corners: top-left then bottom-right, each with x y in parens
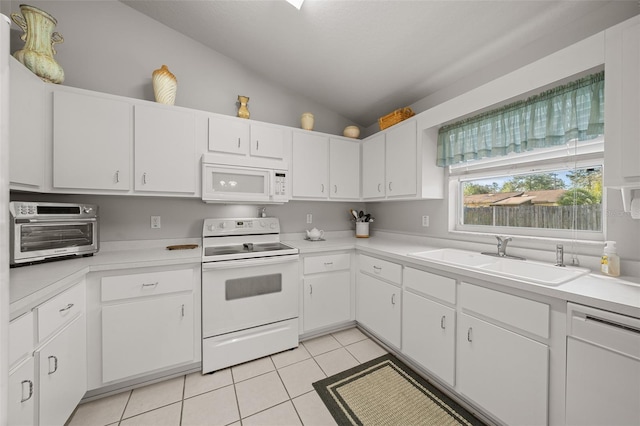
top-left (407, 248), bottom-right (590, 286)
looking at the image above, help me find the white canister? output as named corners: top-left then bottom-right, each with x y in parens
top-left (356, 222), bottom-right (369, 238)
top-left (301, 112), bottom-right (314, 130)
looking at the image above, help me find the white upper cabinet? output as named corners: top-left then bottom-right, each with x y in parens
top-left (208, 115), bottom-right (250, 156)
top-left (361, 119), bottom-right (442, 201)
top-left (386, 120), bottom-right (417, 197)
top-left (250, 123), bottom-right (285, 159)
top-left (9, 58), bottom-right (45, 190)
top-left (329, 137), bottom-right (360, 199)
top-left (134, 104), bottom-right (197, 194)
top-left (292, 131), bottom-right (329, 198)
top-left (53, 89), bottom-right (131, 191)
top-left (605, 15), bottom-right (640, 184)
top-left (209, 115), bottom-right (285, 160)
top-left (362, 133), bottom-right (385, 199)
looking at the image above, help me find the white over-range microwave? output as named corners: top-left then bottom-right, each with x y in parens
top-left (201, 154), bottom-right (290, 204)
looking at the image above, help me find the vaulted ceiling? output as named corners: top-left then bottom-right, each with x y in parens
top-left (121, 1), bottom-right (639, 127)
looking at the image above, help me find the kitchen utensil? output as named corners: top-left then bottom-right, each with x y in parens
top-left (359, 210), bottom-right (364, 219)
top-left (364, 214), bottom-right (371, 222)
top-left (350, 209), bottom-right (359, 220)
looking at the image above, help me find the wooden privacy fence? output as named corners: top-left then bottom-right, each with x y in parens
top-left (464, 204), bottom-right (602, 230)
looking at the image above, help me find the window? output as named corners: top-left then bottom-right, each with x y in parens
top-left (449, 138), bottom-right (604, 241)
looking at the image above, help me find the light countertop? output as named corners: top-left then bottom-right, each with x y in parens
top-left (10, 234), bottom-right (640, 320)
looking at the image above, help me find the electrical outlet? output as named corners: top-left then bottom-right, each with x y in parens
top-left (306, 213), bottom-right (312, 224)
top-left (422, 215), bottom-right (429, 227)
top-left (151, 216), bottom-right (161, 229)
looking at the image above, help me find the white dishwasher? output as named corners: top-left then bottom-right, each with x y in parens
top-left (566, 303), bottom-right (640, 426)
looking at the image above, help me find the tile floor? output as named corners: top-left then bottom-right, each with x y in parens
top-left (66, 327), bottom-right (387, 426)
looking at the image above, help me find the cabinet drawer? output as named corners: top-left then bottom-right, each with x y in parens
top-left (404, 267), bottom-right (455, 304)
top-left (358, 254), bottom-right (402, 285)
top-left (304, 253), bottom-right (350, 274)
top-left (460, 282), bottom-right (549, 339)
top-left (37, 283), bottom-right (86, 343)
top-left (9, 312), bottom-right (34, 367)
top-left (101, 269), bottom-right (193, 302)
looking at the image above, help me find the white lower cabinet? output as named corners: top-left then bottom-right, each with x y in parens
top-left (402, 292), bottom-right (455, 386)
top-left (102, 294), bottom-right (194, 382)
top-left (302, 253), bottom-right (352, 333)
top-left (457, 283), bottom-right (549, 426)
top-left (8, 357), bottom-right (36, 426)
top-left (87, 266), bottom-right (200, 389)
top-left (37, 314), bottom-right (87, 426)
top-left (356, 256), bottom-right (401, 349)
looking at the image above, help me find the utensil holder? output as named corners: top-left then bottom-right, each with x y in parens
top-left (356, 222), bottom-right (369, 238)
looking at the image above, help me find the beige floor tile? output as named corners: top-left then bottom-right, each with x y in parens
top-left (332, 327), bottom-right (368, 346)
top-left (231, 356), bottom-right (275, 383)
top-left (277, 358), bottom-right (326, 398)
top-left (292, 391), bottom-right (338, 426)
top-left (302, 334), bottom-right (341, 356)
top-left (241, 401), bottom-right (302, 426)
top-left (235, 371), bottom-right (289, 418)
top-left (345, 338), bottom-right (387, 363)
top-left (119, 402), bottom-right (182, 426)
top-left (184, 368), bottom-right (233, 399)
top-left (314, 347), bottom-right (359, 377)
top-left (123, 376), bottom-right (184, 419)
top-left (271, 345), bottom-right (311, 369)
top-left (181, 384), bottom-right (239, 426)
top-left (67, 391), bottom-right (130, 426)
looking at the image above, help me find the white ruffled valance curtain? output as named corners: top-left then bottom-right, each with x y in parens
top-left (436, 71), bottom-right (604, 167)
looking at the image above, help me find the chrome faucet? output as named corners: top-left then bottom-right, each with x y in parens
top-left (555, 244), bottom-right (565, 267)
top-left (496, 236), bottom-right (512, 257)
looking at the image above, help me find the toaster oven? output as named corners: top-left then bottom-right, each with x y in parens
top-left (10, 202), bottom-right (99, 266)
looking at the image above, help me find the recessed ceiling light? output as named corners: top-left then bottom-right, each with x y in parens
top-left (286, 0), bottom-right (304, 10)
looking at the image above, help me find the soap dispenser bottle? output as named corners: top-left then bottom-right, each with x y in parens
top-left (601, 241), bottom-right (620, 277)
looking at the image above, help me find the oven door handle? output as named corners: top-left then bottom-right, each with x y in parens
top-left (16, 218), bottom-right (97, 224)
top-left (202, 255), bottom-right (299, 270)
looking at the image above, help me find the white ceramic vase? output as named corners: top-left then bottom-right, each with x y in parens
top-left (11, 4), bottom-right (65, 84)
top-left (152, 65), bottom-right (177, 105)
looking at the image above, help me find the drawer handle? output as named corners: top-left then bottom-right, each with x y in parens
top-left (440, 315), bottom-right (446, 330)
top-left (20, 380), bottom-right (33, 403)
top-left (373, 266), bottom-right (382, 274)
top-left (48, 355), bottom-right (58, 375)
top-left (142, 282), bottom-right (159, 289)
top-left (467, 327), bottom-right (473, 343)
top-left (324, 262), bottom-right (333, 266)
top-left (59, 303), bottom-right (74, 313)
top-left (391, 294), bottom-right (396, 305)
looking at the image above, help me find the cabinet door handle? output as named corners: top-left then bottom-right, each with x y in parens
top-left (377, 183), bottom-right (382, 193)
top-left (181, 304), bottom-right (185, 317)
top-left (440, 315), bottom-right (446, 329)
top-left (373, 265), bottom-right (382, 274)
top-left (20, 380), bottom-right (33, 403)
top-left (142, 172), bottom-right (148, 184)
top-left (115, 170), bottom-right (120, 183)
top-left (237, 137), bottom-right (241, 148)
top-left (309, 284), bottom-right (313, 295)
top-left (391, 294), bottom-right (396, 305)
top-left (388, 182), bottom-right (393, 191)
top-left (333, 185), bottom-right (338, 194)
top-left (321, 184), bottom-right (325, 193)
top-left (256, 140), bottom-right (259, 150)
top-left (48, 355), bottom-right (58, 375)
top-left (59, 303), bottom-right (74, 313)
top-left (142, 282), bottom-right (158, 289)
top-left (467, 327), bottom-right (473, 342)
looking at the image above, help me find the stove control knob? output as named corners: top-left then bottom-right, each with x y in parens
top-left (259, 220), bottom-right (266, 228)
top-left (207, 224), bottom-right (215, 231)
top-left (219, 222), bottom-right (227, 229)
top-left (270, 223), bottom-right (277, 229)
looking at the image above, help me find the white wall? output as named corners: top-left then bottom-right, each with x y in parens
top-left (4, 0), bottom-right (355, 135)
